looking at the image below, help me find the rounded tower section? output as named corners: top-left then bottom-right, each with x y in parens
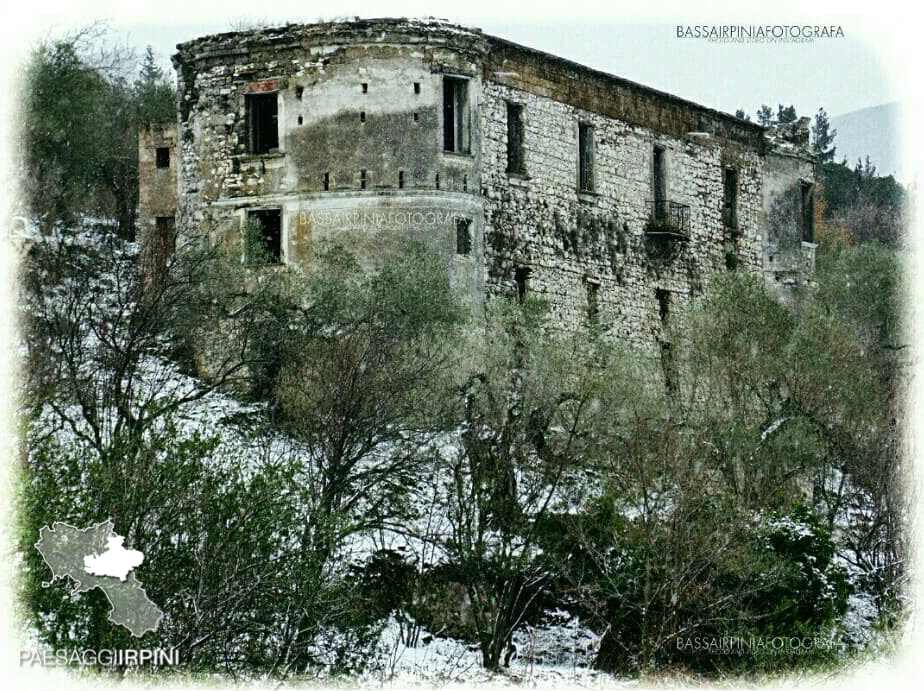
top-left (172, 19), bottom-right (488, 302)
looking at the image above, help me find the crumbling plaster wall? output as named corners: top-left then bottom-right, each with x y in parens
top-left (173, 21), bottom-right (489, 304)
top-left (762, 151), bottom-right (816, 298)
top-left (139, 123), bottom-right (178, 214)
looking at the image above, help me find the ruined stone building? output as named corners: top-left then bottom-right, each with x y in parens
top-left (139, 18), bottom-right (816, 355)
top-left (139, 122), bottom-right (178, 288)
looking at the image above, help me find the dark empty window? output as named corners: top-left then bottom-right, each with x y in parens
top-left (586, 280), bottom-right (600, 324)
top-left (413, 82), bottom-right (421, 94)
top-left (723, 167), bottom-right (738, 229)
top-left (155, 216), bottom-right (176, 246)
top-left (507, 102), bottom-right (525, 175)
top-left (578, 123), bottom-right (594, 192)
top-left (456, 218), bottom-right (472, 255)
top-left (246, 209), bottom-right (282, 264)
top-left (398, 170), bottom-right (405, 189)
top-left (443, 77), bottom-right (470, 154)
top-left (656, 288), bottom-right (670, 327)
top-left (323, 172), bottom-right (330, 191)
top-left (360, 111), bottom-right (366, 123)
top-left (361, 82), bottom-right (368, 93)
top-left (514, 266), bottom-right (531, 303)
top-left (660, 341), bottom-right (676, 395)
top-left (653, 146), bottom-right (667, 218)
top-left (155, 147), bottom-right (170, 169)
top-left (801, 182), bottom-right (815, 242)
top-left (360, 169), bottom-right (367, 190)
top-left (152, 216), bottom-right (176, 281)
top-left (246, 92), bottom-right (279, 154)
top-left (656, 288), bottom-right (675, 393)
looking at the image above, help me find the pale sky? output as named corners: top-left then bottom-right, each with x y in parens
top-left (6, 1), bottom-right (910, 121)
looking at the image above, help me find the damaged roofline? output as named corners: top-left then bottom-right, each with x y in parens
top-left (172, 17), bottom-right (483, 60)
top-left (171, 17), bottom-right (764, 136)
top-left (485, 33), bottom-right (766, 136)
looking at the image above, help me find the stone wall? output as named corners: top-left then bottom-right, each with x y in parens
top-left (164, 19), bottom-right (816, 352)
top-left (138, 122), bottom-right (178, 286)
top-left (479, 78), bottom-right (765, 350)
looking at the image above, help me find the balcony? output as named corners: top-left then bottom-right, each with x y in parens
top-left (645, 200), bottom-right (690, 262)
top-left (645, 200), bottom-right (691, 240)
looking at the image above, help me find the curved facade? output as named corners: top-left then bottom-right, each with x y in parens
top-left (157, 18), bottom-right (816, 351)
top-left (172, 20), bottom-right (489, 306)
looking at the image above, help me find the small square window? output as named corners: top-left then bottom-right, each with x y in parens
top-left (155, 147), bottom-right (170, 169)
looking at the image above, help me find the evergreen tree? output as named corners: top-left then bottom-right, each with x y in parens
top-left (735, 108), bottom-right (751, 122)
top-left (777, 104), bottom-right (798, 124)
top-left (811, 107), bottom-right (837, 162)
top-left (756, 104), bottom-right (774, 126)
top-left (819, 157), bottom-right (906, 247)
top-left (133, 46), bottom-right (176, 124)
top-left (23, 37), bottom-right (109, 231)
top-left (23, 34), bottom-right (178, 236)
top-left (855, 155), bottom-right (876, 180)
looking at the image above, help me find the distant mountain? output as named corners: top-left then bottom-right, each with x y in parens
top-left (829, 102), bottom-right (909, 183)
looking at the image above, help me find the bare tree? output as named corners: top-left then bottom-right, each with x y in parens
top-left (436, 300), bottom-right (610, 670)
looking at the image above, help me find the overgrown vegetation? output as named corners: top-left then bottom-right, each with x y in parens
top-left (18, 226), bottom-right (906, 679)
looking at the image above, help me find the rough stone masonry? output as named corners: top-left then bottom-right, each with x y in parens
top-left (139, 18), bottom-right (816, 358)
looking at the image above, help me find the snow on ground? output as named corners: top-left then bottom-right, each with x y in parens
top-left (843, 592), bottom-right (879, 646)
top-left (20, 221), bottom-right (890, 680)
top-left (354, 614), bottom-right (615, 688)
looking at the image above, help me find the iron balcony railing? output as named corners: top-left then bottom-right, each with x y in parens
top-left (646, 200), bottom-right (691, 238)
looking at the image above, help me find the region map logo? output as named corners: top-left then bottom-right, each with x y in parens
top-left (34, 520), bottom-right (163, 637)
